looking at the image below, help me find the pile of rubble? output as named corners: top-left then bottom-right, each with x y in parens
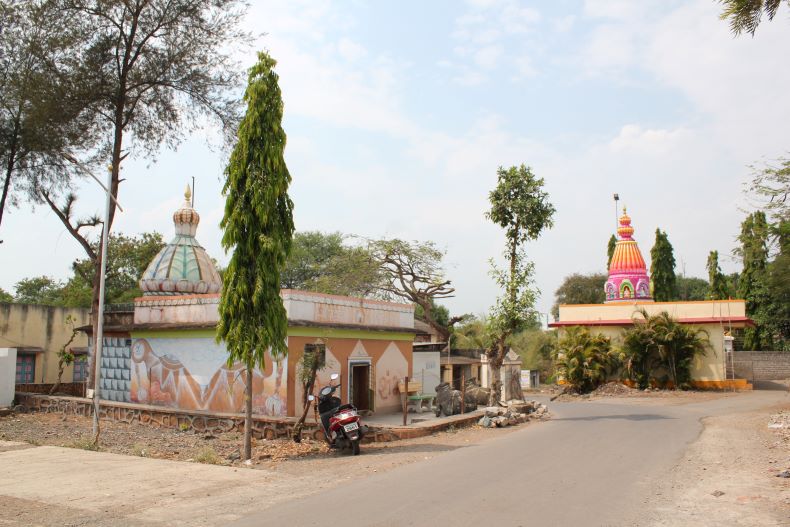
top-left (591, 382), bottom-right (637, 396)
top-left (477, 400), bottom-right (549, 428)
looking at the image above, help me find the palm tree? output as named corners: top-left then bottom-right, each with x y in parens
top-left (621, 310), bottom-right (709, 389)
top-left (650, 312), bottom-right (710, 389)
top-left (620, 309), bottom-right (660, 389)
top-left (553, 327), bottom-right (617, 394)
top-left (719, 0), bottom-right (788, 36)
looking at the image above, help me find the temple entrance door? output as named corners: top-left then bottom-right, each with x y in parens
top-left (350, 362), bottom-right (371, 412)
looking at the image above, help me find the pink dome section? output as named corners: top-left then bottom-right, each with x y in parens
top-left (605, 208), bottom-right (652, 303)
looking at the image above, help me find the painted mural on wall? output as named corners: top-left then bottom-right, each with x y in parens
top-left (130, 338), bottom-right (287, 416)
top-left (375, 342), bottom-right (408, 408)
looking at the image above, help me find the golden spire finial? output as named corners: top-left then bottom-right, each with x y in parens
top-left (184, 184), bottom-right (192, 203)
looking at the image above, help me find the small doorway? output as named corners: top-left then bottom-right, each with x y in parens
top-left (349, 362), bottom-right (371, 412)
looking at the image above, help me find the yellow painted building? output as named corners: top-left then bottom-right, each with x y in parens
top-left (550, 300), bottom-right (752, 388)
top-left (0, 303), bottom-right (91, 384)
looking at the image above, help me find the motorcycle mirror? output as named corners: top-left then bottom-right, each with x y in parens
top-left (330, 373), bottom-right (339, 381)
top-left (307, 394), bottom-right (315, 401)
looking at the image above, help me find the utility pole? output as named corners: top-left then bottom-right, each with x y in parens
top-left (91, 164), bottom-right (123, 443)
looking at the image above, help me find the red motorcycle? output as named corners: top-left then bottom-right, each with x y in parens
top-left (309, 373), bottom-right (367, 455)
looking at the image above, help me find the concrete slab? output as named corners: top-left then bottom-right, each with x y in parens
top-left (0, 445), bottom-right (312, 526)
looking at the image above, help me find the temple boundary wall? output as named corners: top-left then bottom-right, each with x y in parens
top-left (733, 351), bottom-right (790, 381)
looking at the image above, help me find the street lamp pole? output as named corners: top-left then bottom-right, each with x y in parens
top-left (613, 193), bottom-right (620, 231)
top-left (91, 165), bottom-right (118, 441)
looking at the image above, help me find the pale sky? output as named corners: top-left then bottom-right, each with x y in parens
top-left (1, 0), bottom-right (788, 320)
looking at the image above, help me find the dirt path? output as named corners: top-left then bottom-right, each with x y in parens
top-left (642, 404), bottom-right (790, 526)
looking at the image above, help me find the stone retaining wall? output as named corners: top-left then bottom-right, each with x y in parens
top-left (15, 382), bottom-right (85, 397)
top-left (14, 393), bottom-right (480, 442)
top-left (733, 351), bottom-right (790, 381)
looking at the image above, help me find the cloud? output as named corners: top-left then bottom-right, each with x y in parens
top-left (337, 37), bottom-right (367, 62)
top-left (447, 0), bottom-right (542, 84)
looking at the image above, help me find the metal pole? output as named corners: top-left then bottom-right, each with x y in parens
top-left (613, 193), bottom-right (620, 231)
top-left (402, 376), bottom-right (409, 426)
top-left (91, 166), bottom-right (114, 441)
top-left (461, 371), bottom-right (466, 414)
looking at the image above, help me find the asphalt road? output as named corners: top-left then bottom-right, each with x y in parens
top-left (231, 391), bottom-right (786, 527)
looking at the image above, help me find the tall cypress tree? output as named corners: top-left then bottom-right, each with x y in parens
top-left (217, 52), bottom-right (294, 461)
top-left (607, 234), bottom-right (617, 270)
top-left (650, 228), bottom-right (677, 301)
top-left (738, 211), bottom-right (772, 350)
top-left (706, 250), bottom-right (729, 300)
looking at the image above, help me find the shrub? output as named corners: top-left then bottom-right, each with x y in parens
top-left (620, 310), bottom-right (709, 389)
top-left (552, 327), bottom-right (618, 394)
top-left (195, 446), bottom-right (220, 465)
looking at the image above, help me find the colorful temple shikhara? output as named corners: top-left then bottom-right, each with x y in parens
top-left (551, 205), bottom-right (754, 390)
top-left (605, 208), bottom-right (652, 303)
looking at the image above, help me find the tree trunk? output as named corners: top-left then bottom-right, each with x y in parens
top-left (244, 360), bottom-right (253, 461)
top-left (49, 357), bottom-right (66, 395)
top-left (293, 369), bottom-right (318, 443)
top-left (292, 398), bottom-right (313, 444)
top-left (488, 363), bottom-right (502, 406)
top-left (0, 121), bottom-right (19, 233)
top-left (486, 338), bottom-right (507, 406)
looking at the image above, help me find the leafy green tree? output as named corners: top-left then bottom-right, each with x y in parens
top-left (485, 164), bottom-right (555, 404)
top-left (0, 0), bottom-right (93, 239)
top-left (13, 276), bottom-right (65, 305)
top-left (281, 231), bottom-right (345, 289)
top-left (650, 229), bottom-right (677, 301)
top-left (311, 245), bottom-right (383, 298)
top-left (676, 276), bottom-right (709, 301)
top-left (706, 251), bottom-right (729, 300)
top-left (741, 157), bottom-right (789, 349)
top-left (9, 232), bottom-right (164, 307)
top-left (746, 156), bottom-right (789, 226)
top-left (35, 0), bottom-right (247, 390)
top-left (281, 231), bottom-right (383, 298)
top-left (369, 238), bottom-right (456, 341)
top-left (719, 0), bottom-right (789, 35)
top-left (738, 211), bottom-right (773, 349)
top-left (0, 288), bottom-right (13, 303)
top-left (508, 329), bottom-right (556, 379)
top-left (607, 234), bottom-right (617, 270)
top-left (451, 316), bottom-right (493, 350)
top-left (552, 327), bottom-right (617, 394)
top-left (65, 232), bottom-right (165, 306)
top-left (552, 272), bottom-right (607, 319)
top-left (217, 52), bottom-right (294, 462)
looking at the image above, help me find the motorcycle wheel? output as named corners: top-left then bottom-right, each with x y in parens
top-left (351, 439), bottom-right (360, 456)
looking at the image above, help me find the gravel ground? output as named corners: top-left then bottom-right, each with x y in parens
top-left (0, 412), bottom-right (331, 466)
top-left (644, 402), bottom-right (790, 526)
top-left (552, 382), bottom-right (740, 404)
top-left (0, 411), bottom-right (524, 471)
